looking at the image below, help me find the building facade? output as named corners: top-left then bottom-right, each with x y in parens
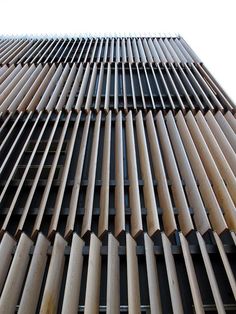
top-left (0, 35), bottom-right (235, 313)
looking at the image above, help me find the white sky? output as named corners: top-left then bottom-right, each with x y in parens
top-left (1, 0), bottom-right (235, 103)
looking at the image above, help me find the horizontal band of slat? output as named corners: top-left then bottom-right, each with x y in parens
top-left (0, 37), bottom-right (200, 65)
top-left (0, 110), bottom-right (235, 238)
top-left (0, 62), bottom-right (234, 113)
top-left (0, 231), bottom-right (235, 314)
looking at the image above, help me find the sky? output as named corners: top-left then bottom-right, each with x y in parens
top-left (1, 0), bottom-right (235, 103)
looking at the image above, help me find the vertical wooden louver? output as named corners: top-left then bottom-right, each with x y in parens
top-left (0, 35), bottom-right (235, 313)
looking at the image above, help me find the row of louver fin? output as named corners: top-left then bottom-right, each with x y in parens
top-left (0, 231), bottom-right (235, 314)
top-left (0, 37), bottom-right (201, 65)
top-left (0, 62), bottom-right (234, 113)
top-left (1, 110), bottom-right (235, 239)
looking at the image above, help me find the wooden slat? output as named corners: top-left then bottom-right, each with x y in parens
top-left (179, 233), bottom-right (204, 313)
top-left (39, 233), bottom-right (67, 314)
top-left (137, 38), bottom-right (147, 63)
top-left (81, 112), bottom-right (101, 237)
top-left (85, 63), bottom-right (97, 112)
top-left (121, 63), bottom-right (128, 111)
top-left (114, 63), bottom-right (118, 112)
top-left (161, 233), bottom-right (184, 314)
top-left (61, 233), bottom-right (84, 314)
top-left (104, 63), bottom-right (111, 112)
top-left (132, 38), bottom-right (140, 63)
top-left (98, 111), bottom-right (111, 237)
top-left (114, 111), bottom-right (125, 236)
top-left (18, 233), bottom-right (50, 314)
top-left (115, 38), bottom-right (120, 62)
top-left (75, 63), bottom-right (90, 111)
top-left (104, 38), bottom-right (110, 62)
top-left (135, 64), bottom-right (146, 109)
top-left (94, 63), bottom-right (104, 112)
top-left (126, 111), bottom-right (143, 237)
top-left (126, 233), bottom-right (141, 314)
top-left (0, 233), bottom-right (32, 314)
top-left (128, 63), bottom-right (137, 110)
top-left (0, 233), bottom-right (16, 294)
top-left (231, 231), bottom-right (236, 246)
top-left (0, 111), bottom-right (12, 134)
top-left (65, 112), bottom-right (91, 238)
top-left (90, 38), bottom-right (98, 63)
top-left (144, 233), bottom-right (162, 313)
top-left (84, 234), bottom-right (101, 314)
top-left (224, 111), bottom-right (236, 133)
top-left (84, 38), bottom-right (94, 63)
top-left (136, 111), bottom-right (160, 236)
top-left (107, 234), bottom-right (120, 314)
top-left (127, 38), bottom-right (134, 62)
top-left (143, 64), bottom-right (155, 109)
top-left (96, 38), bottom-right (103, 62)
